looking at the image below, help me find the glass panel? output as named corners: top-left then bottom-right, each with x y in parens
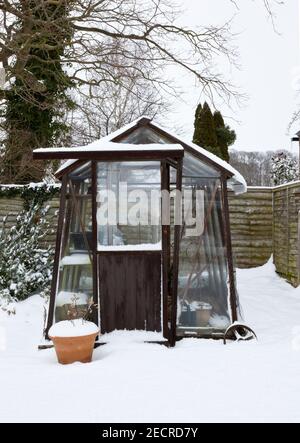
top-left (55, 162), bottom-right (94, 322)
top-left (97, 161), bottom-right (161, 249)
top-left (120, 129), bottom-right (220, 178)
top-left (183, 152), bottom-right (220, 178)
top-left (176, 177), bottom-right (231, 337)
top-left (120, 127), bottom-right (170, 144)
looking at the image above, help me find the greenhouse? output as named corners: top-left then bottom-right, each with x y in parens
top-left (33, 116), bottom-right (247, 346)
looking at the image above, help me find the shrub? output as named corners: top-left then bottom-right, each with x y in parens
top-left (0, 201), bottom-right (54, 310)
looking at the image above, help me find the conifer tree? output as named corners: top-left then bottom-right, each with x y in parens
top-left (193, 102), bottom-right (220, 157)
top-left (192, 103), bottom-right (202, 146)
top-left (0, 200), bottom-right (54, 309)
top-left (213, 111), bottom-right (236, 162)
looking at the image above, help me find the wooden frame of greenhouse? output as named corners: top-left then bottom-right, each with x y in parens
top-left (33, 116), bottom-right (247, 347)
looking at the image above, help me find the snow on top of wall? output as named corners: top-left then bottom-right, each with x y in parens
top-left (0, 181), bottom-right (60, 189)
top-left (272, 180), bottom-right (300, 190)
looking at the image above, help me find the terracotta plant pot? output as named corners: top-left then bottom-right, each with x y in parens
top-left (50, 332), bottom-right (98, 365)
top-left (195, 302), bottom-right (212, 327)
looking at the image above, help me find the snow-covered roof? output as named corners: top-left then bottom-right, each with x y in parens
top-left (55, 118), bottom-right (146, 175)
top-left (55, 158), bottom-right (77, 176)
top-left (53, 115), bottom-right (246, 194)
top-left (35, 141), bottom-right (183, 155)
top-left (148, 119), bottom-right (247, 194)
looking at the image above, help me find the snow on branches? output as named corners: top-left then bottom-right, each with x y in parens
top-left (0, 201), bottom-right (54, 312)
top-left (271, 152), bottom-right (298, 186)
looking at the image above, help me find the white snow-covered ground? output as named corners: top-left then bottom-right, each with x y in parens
top-left (1, 259), bottom-right (300, 423)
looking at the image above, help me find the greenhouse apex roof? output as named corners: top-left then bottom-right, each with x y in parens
top-left (51, 115), bottom-right (246, 194)
top-left (147, 119), bottom-right (247, 194)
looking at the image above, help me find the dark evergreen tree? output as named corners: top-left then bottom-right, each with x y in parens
top-left (193, 103), bottom-right (202, 146)
top-left (1, 1), bottom-right (74, 184)
top-left (213, 111), bottom-right (236, 162)
top-left (193, 102), bottom-right (220, 157)
top-left (194, 103), bottom-right (202, 122)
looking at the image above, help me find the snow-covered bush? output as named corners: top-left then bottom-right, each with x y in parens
top-left (0, 202), bottom-right (54, 309)
top-left (271, 152), bottom-right (298, 186)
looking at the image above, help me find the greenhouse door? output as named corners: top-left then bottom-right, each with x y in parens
top-left (98, 251), bottom-right (161, 333)
top-left (97, 160), bottom-right (163, 334)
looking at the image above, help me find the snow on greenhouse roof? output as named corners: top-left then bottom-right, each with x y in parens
top-left (50, 115), bottom-right (246, 194)
top-left (147, 119), bottom-right (247, 194)
top-left (35, 141), bottom-right (183, 155)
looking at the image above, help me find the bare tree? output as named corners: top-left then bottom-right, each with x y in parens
top-left (68, 80), bottom-right (165, 146)
top-left (0, 0), bottom-right (241, 182)
top-left (0, 0), bottom-right (284, 182)
top-left (0, 1), bottom-right (239, 101)
top-left (67, 44), bottom-right (168, 146)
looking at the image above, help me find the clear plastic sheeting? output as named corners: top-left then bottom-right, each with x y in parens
top-left (55, 162), bottom-right (93, 323)
top-left (176, 173), bottom-right (231, 337)
top-left (120, 126), bottom-right (170, 144)
top-left (183, 152), bottom-right (219, 178)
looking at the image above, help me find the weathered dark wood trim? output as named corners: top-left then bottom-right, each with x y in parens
top-left (221, 173), bottom-right (238, 322)
top-left (91, 161), bottom-right (99, 326)
top-left (112, 118), bottom-right (233, 177)
top-left (33, 149), bottom-right (184, 162)
top-left (45, 175), bottom-right (68, 339)
top-left (55, 160), bottom-right (85, 179)
top-left (161, 161), bottom-right (170, 339)
top-left (169, 158), bottom-right (183, 347)
top-left (51, 118), bottom-right (234, 181)
top-left (147, 122), bottom-right (233, 178)
top-left (98, 251), bottom-right (161, 333)
top-left (165, 158), bottom-right (178, 169)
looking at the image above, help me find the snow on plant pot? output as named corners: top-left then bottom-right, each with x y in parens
top-left (194, 302), bottom-right (212, 327)
top-left (49, 319), bottom-right (99, 365)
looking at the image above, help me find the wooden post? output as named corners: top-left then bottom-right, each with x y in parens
top-left (169, 158), bottom-right (183, 347)
top-left (161, 161), bottom-right (170, 339)
top-left (287, 187), bottom-right (290, 279)
top-left (298, 137), bottom-right (300, 180)
top-left (91, 161), bottom-right (99, 326)
top-left (45, 175), bottom-right (68, 338)
top-left (221, 173), bottom-right (238, 322)
top-left (297, 210), bottom-right (300, 286)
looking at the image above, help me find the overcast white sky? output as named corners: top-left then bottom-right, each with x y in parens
top-left (170, 0), bottom-right (300, 153)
